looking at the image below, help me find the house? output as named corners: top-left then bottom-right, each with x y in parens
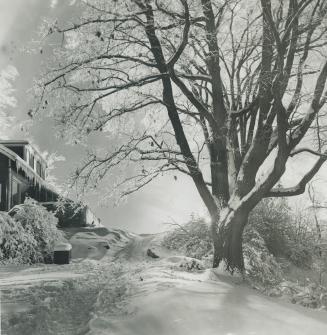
top-left (0, 140), bottom-right (101, 227)
top-left (0, 140), bottom-right (58, 211)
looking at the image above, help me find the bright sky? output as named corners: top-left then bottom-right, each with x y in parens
top-left (0, 0), bottom-right (327, 233)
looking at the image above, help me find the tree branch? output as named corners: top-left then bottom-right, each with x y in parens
top-left (266, 153), bottom-right (327, 197)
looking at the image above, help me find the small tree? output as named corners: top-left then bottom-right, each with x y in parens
top-left (34, 0), bottom-right (327, 271)
top-left (10, 198), bottom-right (64, 263)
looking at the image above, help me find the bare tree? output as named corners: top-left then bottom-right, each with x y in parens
top-left (34, 0), bottom-right (327, 272)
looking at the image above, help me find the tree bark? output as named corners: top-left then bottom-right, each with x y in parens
top-left (212, 206), bottom-right (249, 272)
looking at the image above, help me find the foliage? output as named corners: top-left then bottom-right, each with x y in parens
top-left (243, 227), bottom-right (283, 286)
top-left (162, 214), bottom-right (283, 283)
top-left (289, 281), bottom-right (327, 310)
top-left (248, 198), bottom-right (291, 256)
top-left (263, 279), bottom-right (327, 310)
top-left (162, 199), bottom-right (319, 289)
top-left (0, 212), bottom-right (39, 264)
top-left (287, 210), bottom-right (317, 268)
top-left (163, 199), bottom-right (316, 270)
top-left (162, 216), bottom-right (212, 260)
top-left (0, 198), bottom-right (64, 264)
top-left (248, 198), bottom-right (316, 268)
top-left (12, 198), bottom-right (64, 263)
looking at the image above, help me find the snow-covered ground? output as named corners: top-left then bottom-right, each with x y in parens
top-left (0, 226), bottom-right (134, 334)
top-left (1, 230), bottom-right (327, 334)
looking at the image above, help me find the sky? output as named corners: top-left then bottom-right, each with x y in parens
top-left (0, 0), bottom-right (208, 233)
top-left (0, 0), bottom-right (327, 233)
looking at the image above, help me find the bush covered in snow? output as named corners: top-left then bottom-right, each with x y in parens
top-left (162, 216), bottom-right (212, 260)
top-left (0, 212), bottom-right (39, 264)
top-left (248, 198), bottom-right (316, 268)
top-left (162, 200), bottom-right (318, 280)
top-left (243, 227), bottom-right (283, 286)
top-left (0, 198), bottom-right (64, 264)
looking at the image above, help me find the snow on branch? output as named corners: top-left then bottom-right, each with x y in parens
top-left (266, 153), bottom-right (327, 197)
top-left (290, 148), bottom-right (327, 158)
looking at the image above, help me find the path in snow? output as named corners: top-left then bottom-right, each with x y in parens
top-left (114, 234), bottom-right (156, 262)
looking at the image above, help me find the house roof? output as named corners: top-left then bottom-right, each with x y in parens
top-left (0, 143), bottom-right (56, 193)
top-left (0, 140), bottom-right (47, 166)
top-left (0, 140), bottom-right (30, 145)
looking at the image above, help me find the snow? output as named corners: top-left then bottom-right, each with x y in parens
top-left (0, 270), bottom-right (82, 287)
top-left (89, 276), bottom-right (327, 335)
top-left (87, 234), bottom-right (327, 335)
top-left (0, 226), bottom-right (131, 324)
top-left (2, 230), bottom-right (327, 334)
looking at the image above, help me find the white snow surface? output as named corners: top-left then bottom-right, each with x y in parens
top-left (1, 229), bottom-right (327, 334)
top-left (87, 234), bottom-right (327, 335)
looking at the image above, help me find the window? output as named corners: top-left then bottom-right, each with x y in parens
top-left (29, 154), bottom-right (34, 169)
top-left (12, 180), bottom-right (21, 206)
top-left (36, 161), bottom-right (42, 176)
top-left (0, 182), bottom-right (5, 211)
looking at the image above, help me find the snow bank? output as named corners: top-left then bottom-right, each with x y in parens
top-left (64, 226), bottom-right (134, 261)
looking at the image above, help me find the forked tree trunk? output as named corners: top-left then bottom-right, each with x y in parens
top-left (211, 207), bottom-right (249, 272)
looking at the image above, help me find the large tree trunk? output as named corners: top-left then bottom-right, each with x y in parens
top-left (212, 207), bottom-right (249, 272)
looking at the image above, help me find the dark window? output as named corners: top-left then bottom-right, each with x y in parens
top-left (36, 161), bottom-right (42, 176)
top-left (29, 154), bottom-right (34, 169)
top-left (12, 180), bottom-right (21, 206)
top-left (41, 167), bottom-right (45, 179)
top-left (8, 146), bottom-right (24, 159)
top-left (0, 182), bottom-right (6, 211)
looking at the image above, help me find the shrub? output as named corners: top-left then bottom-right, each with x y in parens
top-left (243, 227), bottom-right (283, 286)
top-left (0, 198), bottom-right (64, 264)
top-left (162, 198), bottom-right (317, 276)
top-left (0, 212), bottom-right (38, 264)
top-left (285, 211), bottom-right (316, 268)
top-left (11, 198), bottom-right (64, 263)
top-left (162, 216), bottom-right (212, 260)
top-left (248, 198), bottom-right (316, 268)
top-left (248, 198), bottom-right (292, 257)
